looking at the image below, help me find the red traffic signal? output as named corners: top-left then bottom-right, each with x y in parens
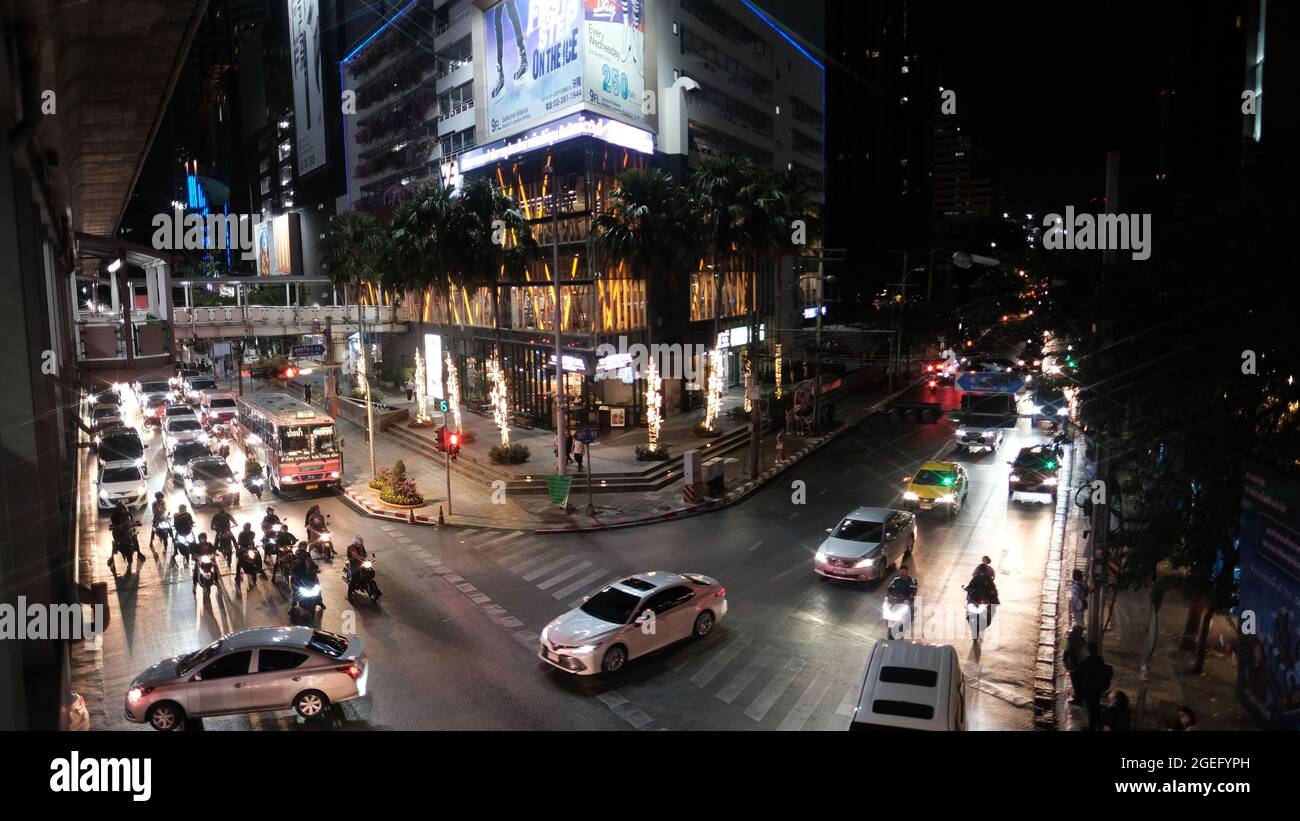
top-left (449, 433), bottom-right (459, 447)
top-left (283, 366), bottom-right (298, 379)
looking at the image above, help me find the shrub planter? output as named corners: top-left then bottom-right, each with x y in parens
top-left (635, 444), bottom-right (671, 461)
top-left (407, 417), bottom-right (437, 429)
top-left (376, 497), bottom-right (425, 510)
top-left (692, 422), bottom-right (724, 438)
top-left (489, 442), bottom-right (531, 464)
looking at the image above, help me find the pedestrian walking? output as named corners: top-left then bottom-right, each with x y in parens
top-left (1069, 568), bottom-right (1089, 626)
top-left (776, 431), bottom-right (787, 462)
top-left (1063, 625), bottom-right (1086, 705)
top-left (572, 436), bottom-right (584, 470)
top-left (565, 433), bottom-right (575, 465)
top-left (405, 378), bottom-right (415, 402)
top-left (1172, 705), bottom-right (1198, 731)
top-left (1076, 642), bottom-right (1113, 731)
top-left (1104, 690), bottom-right (1132, 731)
top-left (304, 382), bottom-right (312, 404)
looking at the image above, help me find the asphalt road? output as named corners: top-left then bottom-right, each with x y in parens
top-left (80, 381), bottom-right (1060, 731)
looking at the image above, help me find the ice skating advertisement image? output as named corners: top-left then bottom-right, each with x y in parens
top-left (1236, 465), bottom-right (1300, 729)
top-left (582, 0), bottom-right (647, 127)
top-left (485, 0), bottom-right (584, 139)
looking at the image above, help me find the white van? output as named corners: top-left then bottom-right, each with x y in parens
top-left (849, 640), bottom-right (966, 731)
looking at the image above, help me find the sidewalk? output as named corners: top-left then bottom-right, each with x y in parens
top-left (1054, 456), bottom-right (1256, 731)
top-left (332, 374), bottom-right (906, 532)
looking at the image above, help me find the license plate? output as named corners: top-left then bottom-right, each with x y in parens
top-left (305, 484), bottom-right (319, 491)
top-left (920, 501), bottom-right (932, 509)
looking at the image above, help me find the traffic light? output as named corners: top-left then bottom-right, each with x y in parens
top-left (448, 432), bottom-right (460, 460)
top-left (435, 426), bottom-right (447, 451)
top-left (283, 366), bottom-right (298, 380)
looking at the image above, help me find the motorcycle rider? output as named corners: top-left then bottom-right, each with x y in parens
top-left (260, 506), bottom-right (281, 535)
top-left (148, 491), bottom-right (169, 549)
top-left (108, 501), bottom-right (138, 571)
top-left (964, 564), bottom-right (1000, 626)
top-left (887, 564), bottom-right (918, 604)
top-left (974, 555), bottom-right (996, 581)
top-left (345, 535), bottom-right (368, 584)
top-left (235, 522), bottom-right (264, 580)
top-left (172, 504), bottom-right (195, 564)
top-left (211, 507), bottom-right (237, 558)
top-left (191, 532), bottom-right (220, 591)
top-left (290, 541), bottom-right (323, 611)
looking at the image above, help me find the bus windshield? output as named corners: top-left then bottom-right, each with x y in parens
top-left (279, 424), bottom-right (336, 457)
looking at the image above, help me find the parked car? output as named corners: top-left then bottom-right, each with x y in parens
top-left (97, 459), bottom-right (148, 512)
top-left (65, 691), bottom-right (90, 731)
top-left (814, 507), bottom-right (916, 581)
top-left (540, 572), bottom-right (727, 675)
top-left (124, 627), bottom-right (369, 730)
top-left (182, 456), bottom-right (240, 508)
top-left (849, 641), bottom-right (966, 731)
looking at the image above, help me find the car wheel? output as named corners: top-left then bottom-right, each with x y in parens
top-left (601, 645), bottom-right (628, 674)
top-left (146, 701), bottom-right (184, 731)
top-left (693, 610), bottom-right (715, 639)
top-left (293, 690), bottom-right (328, 719)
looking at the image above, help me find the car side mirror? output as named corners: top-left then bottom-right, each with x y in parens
top-left (901, 476), bottom-right (911, 483)
top-left (825, 527), bottom-right (833, 533)
top-left (190, 675), bottom-right (202, 682)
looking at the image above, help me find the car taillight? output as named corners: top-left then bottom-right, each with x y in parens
top-left (338, 663), bottom-right (363, 680)
top-left (714, 588), bottom-right (726, 598)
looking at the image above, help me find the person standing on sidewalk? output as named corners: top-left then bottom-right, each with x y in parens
top-left (1172, 705), bottom-right (1198, 731)
top-left (776, 430), bottom-right (787, 462)
top-left (1069, 568), bottom-right (1089, 626)
top-left (405, 378), bottom-right (415, 401)
top-left (1063, 625), bottom-right (1086, 705)
top-left (304, 382), bottom-right (312, 404)
top-left (1077, 642), bottom-right (1113, 731)
top-left (572, 436), bottom-right (584, 470)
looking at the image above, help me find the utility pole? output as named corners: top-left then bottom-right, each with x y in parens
top-left (1088, 434), bottom-right (1109, 646)
top-left (748, 268), bottom-right (761, 479)
top-left (359, 322), bottom-right (377, 480)
top-left (445, 445), bottom-right (453, 517)
top-left (324, 315), bottom-right (338, 417)
top-left (546, 164), bottom-right (565, 476)
top-left (811, 268), bottom-right (823, 433)
top-left (584, 442), bottom-right (594, 515)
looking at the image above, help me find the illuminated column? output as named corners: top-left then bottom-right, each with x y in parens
top-left (488, 348), bottom-right (509, 446)
top-left (704, 345), bottom-right (724, 431)
top-left (774, 343), bottom-right (784, 399)
top-left (413, 348), bottom-right (428, 421)
top-left (646, 357), bottom-right (662, 449)
top-left (445, 351), bottom-right (462, 434)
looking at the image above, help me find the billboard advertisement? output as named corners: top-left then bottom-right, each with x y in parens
top-left (254, 214), bottom-right (300, 276)
top-left (581, 0), bottom-right (647, 127)
top-left (1236, 464), bottom-right (1300, 729)
top-left (288, 0), bottom-right (327, 175)
top-left (424, 333), bottom-right (445, 401)
top-left (485, 0), bottom-right (585, 140)
top-left (255, 221), bottom-right (273, 276)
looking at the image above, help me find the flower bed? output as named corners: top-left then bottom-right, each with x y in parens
top-left (489, 443), bottom-right (530, 464)
top-left (635, 443), bottom-right (671, 461)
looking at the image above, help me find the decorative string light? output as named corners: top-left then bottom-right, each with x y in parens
top-left (488, 348), bottom-right (509, 446)
top-left (774, 343), bottom-right (783, 399)
top-left (413, 348), bottom-right (429, 422)
top-left (704, 345), bottom-right (724, 431)
top-left (445, 351), bottom-right (462, 433)
top-left (743, 352), bottom-right (753, 413)
top-left (646, 357), bottom-right (663, 449)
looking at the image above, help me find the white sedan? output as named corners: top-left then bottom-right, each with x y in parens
top-left (164, 416), bottom-right (208, 451)
top-left (97, 460), bottom-right (148, 512)
top-left (540, 571), bottom-right (727, 675)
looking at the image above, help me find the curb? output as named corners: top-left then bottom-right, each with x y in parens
top-left (338, 486), bottom-right (445, 526)
top-left (1034, 432), bottom-right (1080, 730)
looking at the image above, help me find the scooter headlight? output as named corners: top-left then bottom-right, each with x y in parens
top-left (298, 584), bottom-right (321, 597)
top-left (1057, 406), bottom-right (1069, 416)
top-left (954, 428), bottom-right (967, 437)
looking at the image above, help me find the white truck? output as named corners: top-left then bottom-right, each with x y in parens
top-left (952, 392), bottom-right (1017, 452)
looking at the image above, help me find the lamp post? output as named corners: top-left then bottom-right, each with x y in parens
top-left (546, 163), bottom-right (566, 476)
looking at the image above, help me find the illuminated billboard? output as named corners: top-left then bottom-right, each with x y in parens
top-left (483, 0), bottom-right (649, 142)
top-left (254, 213), bottom-right (302, 276)
top-left (288, 0), bottom-right (327, 175)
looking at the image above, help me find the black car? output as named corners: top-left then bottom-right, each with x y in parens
top-left (168, 441), bottom-right (213, 480)
top-left (96, 427), bottom-right (147, 475)
top-left (1008, 445), bottom-right (1061, 502)
top-left (1031, 385), bottom-right (1069, 425)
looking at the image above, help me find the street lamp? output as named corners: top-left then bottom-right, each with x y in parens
top-left (544, 164), bottom-right (566, 477)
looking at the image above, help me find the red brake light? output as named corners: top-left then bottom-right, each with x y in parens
top-left (338, 663), bottom-right (363, 680)
top-left (714, 588), bottom-right (726, 598)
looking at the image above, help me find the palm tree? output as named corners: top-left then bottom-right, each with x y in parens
top-left (388, 182), bottom-right (456, 321)
top-left (444, 177), bottom-right (537, 330)
top-left (319, 210), bottom-right (385, 294)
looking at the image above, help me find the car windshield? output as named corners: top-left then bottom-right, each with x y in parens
top-left (189, 379), bottom-right (216, 391)
top-left (209, 398), bottom-right (237, 409)
top-left (912, 469), bottom-right (954, 487)
top-left (176, 639), bottom-right (222, 676)
top-left (580, 586), bottom-right (641, 625)
top-left (101, 465), bottom-right (142, 483)
top-left (1015, 452), bottom-right (1057, 471)
top-left (146, 395), bottom-right (169, 407)
top-left (92, 407), bottom-right (119, 418)
top-left (1035, 388), bottom-right (1065, 404)
top-left (165, 406), bottom-right (194, 417)
top-left (174, 444), bottom-right (210, 464)
top-left (100, 437), bottom-right (143, 459)
top-left (168, 419), bottom-right (201, 432)
top-left (279, 424), bottom-right (336, 457)
top-left (833, 518), bottom-right (885, 542)
top-left (192, 461), bottom-right (233, 481)
top-left (140, 382), bottom-right (170, 393)
top-left (308, 631), bottom-right (349, 657)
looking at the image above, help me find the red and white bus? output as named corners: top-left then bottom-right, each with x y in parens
top-left (235, 393), bottom-right (341, 494)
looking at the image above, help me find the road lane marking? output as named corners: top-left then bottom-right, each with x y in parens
top-left (748, 540), bottom-right (764, 551)
top-left (506, 548), bottom-right (563, 574)
top-left (553, 568), bottom-right (610, 600)
top-left (476, 530), bottom-right (524, 550)
top-left (745, 656), bottom-right (807, 722)
top-left (537, 560), bottom-right (593, 590)
top-left (523, 554), bottom-right (580, 581)
top-left (716, 644), bottom-right (777, 704)
top-left (690, 634), bottom-right (752, 688)
top-left (497, 542), bottom-right (550, 567)
top-left (777, 670), bottom-right (833, 731)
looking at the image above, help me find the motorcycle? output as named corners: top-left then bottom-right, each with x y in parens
top-left (214, 529), bottom-right (236, 565)
top-left (966, 600), bottom-right (993, 641)
top-left (308, 528), bottom-right (335, 561)
top-left (244, 474), bottom-right (265, 500)
top-left (291, 568), bottom-right (324, 617)
top-left (882, 591), bottom-right (913, 640)
top-left (172, 529), bottom-right (197, 564)
top-left (270, 541), bottom-right (295, 584)
top-left (152, 515), bottom-right (172, 549)
top-left (108, 521), bottom-right (142, 573)
top-left (260, 523), bottom-right (283, 554)
top-left (194, 553), bottom-right (218, 597)
top-left (344, 553), bottom-right (382, 604)
top-left (235, 546), bottom-right (263, 587)
top-left (210, 424), bottom-right (231, 458)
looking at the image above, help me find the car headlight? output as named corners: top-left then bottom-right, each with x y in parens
top-left (939, 493), bottom-right (957, 503)
top-left (903, 491), bottom-right (919, 501)
top-left (329, 471), bottom-right (340, 478)
top-left (1057, 406), bottom-right (1069, 416)
top-left (99, 489), bottom-right (109, 499)
top-left (1009, 474), bottom-right (1021, 482)
top-left (854, 556), bottom-right (876, 568)
top-left (982, 430), bottom-right (995, 438)
top-left (126, 686), bottom-right (153, 704)
top-left (575, 643), bottom-right (602, 654)
top-left (955, 428), bottom-right (967, 437)
top-left (1043, 477), bottom-right (1058, 486)
top-left (136, 484), bottom-right (147, 497)
top-left (198, 433), bottom-right (209, 443)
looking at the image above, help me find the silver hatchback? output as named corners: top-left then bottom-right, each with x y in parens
top-left (125, 627), bottom-right (368, 730)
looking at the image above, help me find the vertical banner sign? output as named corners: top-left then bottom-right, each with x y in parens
top-left (486, 0), bottom-right (584, 139)
top-left (255, 221), bottom-right (273, 276)
top-left (1236, 464), bottom-right (1300, 729)
top-left (288, 0), bottom-right (327, 175)
top-left (582, 0), bottom-right (647, 127)
top-left (424, 333), bottom-right (445, 400)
